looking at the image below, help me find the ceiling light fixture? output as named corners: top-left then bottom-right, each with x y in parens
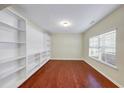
top-left (60, 20), bottom-right (71, 27)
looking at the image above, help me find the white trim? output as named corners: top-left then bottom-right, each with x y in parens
top-left (50, 58), bottom-right (84, 61)
top-left (83, 58), bottom-right (123, 88)
top-left (89, 56), bottom-right (118, 70)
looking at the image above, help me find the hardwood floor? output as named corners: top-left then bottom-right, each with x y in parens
top-left (19, 60), bottom-right (118, 88)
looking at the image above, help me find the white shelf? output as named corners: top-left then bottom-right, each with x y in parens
top-left (0, 41), bottom-right (26, 44)
top-left (0, 8), bottom-right (26, 88)
top-left (0, 56), bottom-right (26, 64)
top-left (0, 9), bottom-right (52, 87)
top-left (0, 21), bottom-right (25, 32)
top-left (4, 78), bottom-right (26, 88)
top-left (28, 57), bottom-right (40, 61)
top-left (0, 65), bottom-right (25, 80)
top-left (26, 59), bottom-right (49, 80)
top-left (28, 63), bottom-right (39, 73)
top-left (28, 52), bottom-right (42, 56)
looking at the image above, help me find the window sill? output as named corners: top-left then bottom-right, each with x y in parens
top-left (89, 56), bottom-right (118, 70)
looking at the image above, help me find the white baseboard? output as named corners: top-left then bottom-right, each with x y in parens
top-left (83, 59), bottom-right (123, 88)
top-left (50, 58), bottom-right (84, 61)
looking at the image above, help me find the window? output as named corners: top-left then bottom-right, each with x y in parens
top-left (89, 30), bottom-right (116, 68)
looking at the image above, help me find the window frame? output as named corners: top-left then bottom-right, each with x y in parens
top-left (89, 30), bottom-right (117, 69)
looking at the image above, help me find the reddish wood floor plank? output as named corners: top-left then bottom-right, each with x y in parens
top-left (19, 60), bottom-right (118, 88)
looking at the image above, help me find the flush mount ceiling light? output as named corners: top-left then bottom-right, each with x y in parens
top-left (60, 20), bottom-right (71, 27)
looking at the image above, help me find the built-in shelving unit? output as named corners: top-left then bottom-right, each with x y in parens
top-left (43, 33), bottom-right (51, 58)
top-left (0, 8), bottom-right (26, 88)
top-left (27, 52), bottom-right (46, 75)
top-left (0, 8), bottom-right (51, 88)
top-left (26, 32), bottom-right (51, 78)
top-left (27, 53), bottom-right (40, 73)
top-left (0, 65), bottom-right (25, 80)
top-left (0, 56), bottom-right (26, 64)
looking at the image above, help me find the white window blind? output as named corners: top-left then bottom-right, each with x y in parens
top-left (89, 30), bottom-right (116, 68)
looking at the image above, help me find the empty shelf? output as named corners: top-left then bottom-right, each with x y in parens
top-left (0, 41), bottom-right (26, 44)
top-left (0, 66), bottom-right (25, 80)
top-left (0, 56), bottom-right (26, 64)
top-left (28, 52), bottom-right (42, 56)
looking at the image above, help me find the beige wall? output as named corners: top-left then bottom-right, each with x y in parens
top-left (83, 5), bottom-right (124, 87)
top-left (51, 33), bottom-right (84, 60)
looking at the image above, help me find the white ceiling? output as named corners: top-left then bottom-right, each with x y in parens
top-left (12, 4), bottom-right (120, 33)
